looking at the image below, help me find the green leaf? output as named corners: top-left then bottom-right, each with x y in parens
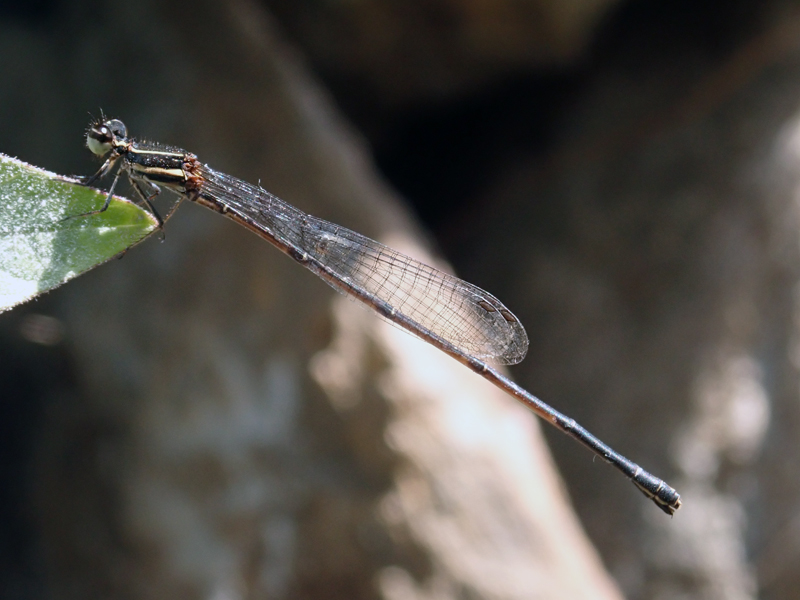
top-left (0, 153), bottom-right (159, 312)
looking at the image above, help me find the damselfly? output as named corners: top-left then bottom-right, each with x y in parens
top-left (78, 116), bottom-right (682, 515)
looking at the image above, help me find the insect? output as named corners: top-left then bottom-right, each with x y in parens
top-left (79, 116), bottom-right (682, 515)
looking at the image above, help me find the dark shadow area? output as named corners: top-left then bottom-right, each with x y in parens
top-left (0, 303), bottom-right (71, 600)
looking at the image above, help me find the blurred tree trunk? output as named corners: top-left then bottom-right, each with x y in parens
top-left (0, 0), bottom-right (623, 599)
top-left (6, 0), bottom-right (800, 599)
top-left (457, 8), bottom-right (800, 599)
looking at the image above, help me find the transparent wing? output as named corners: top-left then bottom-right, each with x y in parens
top-left (200, 166), bottom-right (529, 364)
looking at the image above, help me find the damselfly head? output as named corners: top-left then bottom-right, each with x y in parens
top-left (86, 118), bottom-right (128, 156)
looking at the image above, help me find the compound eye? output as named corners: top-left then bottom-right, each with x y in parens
top-left (106, 119), bottom-right (127, 138)
top-left (86, 118), bottom-right (128, 156)
top-left (86, 124), bottom-right (113, 156)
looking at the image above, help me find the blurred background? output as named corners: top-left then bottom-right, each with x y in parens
top-left (1, 0), bottom-right (799, 598)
